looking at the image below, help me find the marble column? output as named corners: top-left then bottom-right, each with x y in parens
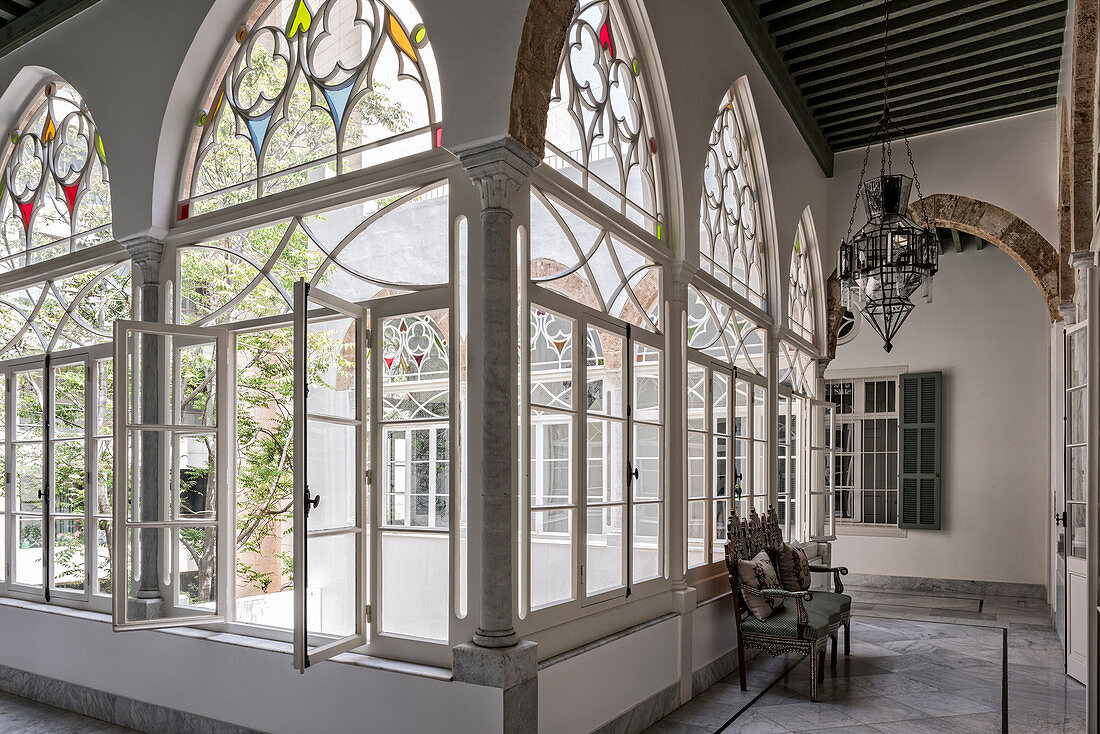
top-left (123, 236), bottom-right (166, 618)
top-left (451, 137), bottom-right (539, 734)
top-left (666, 261), bottom-right (698, 703)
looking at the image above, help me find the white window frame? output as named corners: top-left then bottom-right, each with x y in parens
top-left (824, 374), bottom-right (904, 529)
top-left (683, 352), bottom-right (768, 585)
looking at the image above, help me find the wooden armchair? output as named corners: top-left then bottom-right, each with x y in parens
top-left (724, 507), bottom-right (852, 701)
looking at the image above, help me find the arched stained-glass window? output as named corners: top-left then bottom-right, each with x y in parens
top-left (180, 0), bottom-right (442, 218)
top-left (0, 81), bottom-right (111, 271)
top-left (0, 262), bottom-right (130, 358)
top-left (545, 0), bottom-right (663, 233)
top-left (789, 221), bottom-right (816, 345)
top-left (700, 90), bottom-right (767, 309)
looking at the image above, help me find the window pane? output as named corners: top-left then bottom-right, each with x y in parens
top-left (588, 419), bottom-right (623, 503)
top-left (632, 504), bottom-right (660, 583)
top-left (530, 307), bottom-right (573, 409)
top-left (381, 531), bottom-right (448, 641)
top-left (587, 328), bottom-right (624, 417)
top-left (531, 509), bottom-right (573, 608)
top-left (687, 501), bottom-right (706, 569)
top-left (382, 311), bottom-right (449, 421)
top-left (687, 432), bottom-right (706, 499)
top-left (531, 413), bottom-right (573, 507)
top-left (586, 506), bottom-right (624, 594)
top-left (633, 424), bottom-right (661, 501)
top-left (687, 363), bottom-right (706, 431)
top-left (306, 532), bottom-right (356, 637)
top-left (52, 518), bottom-right (85, 591)
top-left (15, 515), bottom-right (42, 586)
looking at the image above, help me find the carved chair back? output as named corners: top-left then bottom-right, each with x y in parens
top-left (724, 506), bottom-right (785, 618)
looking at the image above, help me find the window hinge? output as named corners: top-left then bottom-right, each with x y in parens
top-left (365, 604), bottom-right (372, 623)
top-left (579, 565), bottom-right (584, 585)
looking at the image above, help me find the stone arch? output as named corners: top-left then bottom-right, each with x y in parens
top-left (1059, 97), bottom-right (1074, 306)
top-left (825, 193), bottom-right (1062, 359)
top-left (1070, 0), bottom-right (1097, 253)
top-left (508, 0), bottom-right (577, 157)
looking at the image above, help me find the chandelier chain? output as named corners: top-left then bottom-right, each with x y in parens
top-left (845, 138), bottom-right (873, 245)
top-left (904, 133), bottom-right (929, 227)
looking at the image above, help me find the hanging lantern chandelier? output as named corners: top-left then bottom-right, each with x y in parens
top-left (837, 0), bottom-right (938, 353)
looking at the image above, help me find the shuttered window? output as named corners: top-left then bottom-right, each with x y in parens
top-left (898, 371), bottom-right (942, 529)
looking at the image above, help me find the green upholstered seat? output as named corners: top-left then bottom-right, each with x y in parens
top-left (740, 604), bottom-right (834, 640)
top-left (805, 591), bottom-right (851, 622)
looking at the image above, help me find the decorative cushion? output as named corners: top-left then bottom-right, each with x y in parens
top-left (737, 550), bottom-right (785, 620)
top-left (773, 542), bottom-right (812, 592)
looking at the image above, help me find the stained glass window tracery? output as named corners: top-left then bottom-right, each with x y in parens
top-left (686, 284), bottom-right (767, 376)
top-left (0, 81), bottom-right (111, 271)
top-left (700, 90), bottom-right (767, 309)
top-left (0, 262), bottom-right (130, 358)
top-left (789, 222), bottom-right (815, 345)
top-left (180, 0), bottom-right (442, 217)
top-left (179, 183), bottom-right (449, 325)
top-left (545, 0), bottom-right (663, 233)
top-left (529, 187), bottom-right (661, 332)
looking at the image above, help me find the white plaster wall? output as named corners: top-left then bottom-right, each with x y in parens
top-left (691, 595), bottom-right (738, 672)
top-left (537, 616), bottom-right (679, 733)
top-left (826, 244), bottom-right (1050, 586)
top-left (825, 109), bottom-right (1060, 275)
top-left (0, 602), bottom-right (501, 734)
top-left (641, 0), bottom-right (831, 324)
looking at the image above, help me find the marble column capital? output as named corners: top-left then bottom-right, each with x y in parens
top-left (456, 136), bottom-right (540, 211)
top-left (120, 235), bottom-right (165, 285)
top-left (1068, 250), bottom-right (1096, 271)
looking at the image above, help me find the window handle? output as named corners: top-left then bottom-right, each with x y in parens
top-left (305, 487), bottom-right (321, 517)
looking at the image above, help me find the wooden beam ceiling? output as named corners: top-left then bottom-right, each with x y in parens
top-left (723, 0), bottom-right (1067, 174)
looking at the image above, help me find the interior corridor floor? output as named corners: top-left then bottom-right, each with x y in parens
top-left (0, 688), bottom-right (136, 733)
top-left (645, 589), bottom-right (1085, 733)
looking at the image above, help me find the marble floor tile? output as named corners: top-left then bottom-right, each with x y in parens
top-left (887, 690), bottom-right (997, 717)
top-left (715, 711), bottom-right (791, 733)
top-left (754, 701), bottom-right (864, 731)
top-left (645, 604), bottom-right (1083, 734)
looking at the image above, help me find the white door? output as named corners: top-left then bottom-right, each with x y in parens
top-left (1065, 321), bottom-right (1088, 683)
top-left (292, 280), bottom-right (369, 671)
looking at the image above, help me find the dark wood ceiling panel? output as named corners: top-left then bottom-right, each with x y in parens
top-left (726, 0), bottom-right (1068, 171)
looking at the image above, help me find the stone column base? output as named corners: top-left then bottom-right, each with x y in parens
top-left (453, 641), bottom-right (538, 734)
top-left (126, 597), bottom-right (165, 621)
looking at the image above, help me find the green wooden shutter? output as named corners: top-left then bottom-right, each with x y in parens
top-left (898, 371), bottom-right (942, 529)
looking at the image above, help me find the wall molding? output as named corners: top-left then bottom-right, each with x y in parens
top-left (0, 664), bottom-right (262, 734)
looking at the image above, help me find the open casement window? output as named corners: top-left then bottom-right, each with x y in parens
top-left (5, 351), bottom-right (113, 602)
top-left (112, 322), bottom-right (230, 630)
top-left (292, 281), bottom-right (369, 671)
top-left (807, 399), bottom-right (836, 541)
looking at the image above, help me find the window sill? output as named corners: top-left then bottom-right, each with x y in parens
top-left (836, 524), bottom-right (908, 538)
top-left (0, 596), bottom-right (453, 681)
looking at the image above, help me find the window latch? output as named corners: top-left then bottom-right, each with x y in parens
top-left (305, 486), bottom-right (321, 517)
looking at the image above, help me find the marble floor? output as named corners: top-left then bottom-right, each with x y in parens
top-left (645, 589), bottom-right (1085, 733)
top-left (0, 689), bottom-right (136, 733)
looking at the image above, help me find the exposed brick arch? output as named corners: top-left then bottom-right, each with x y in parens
top-left (509, 0), bottom-right (576, 157)
top-left (825, 193), bottom-right (1062, 358)
top-left (1070, 0), bottom-right (1097, 253)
